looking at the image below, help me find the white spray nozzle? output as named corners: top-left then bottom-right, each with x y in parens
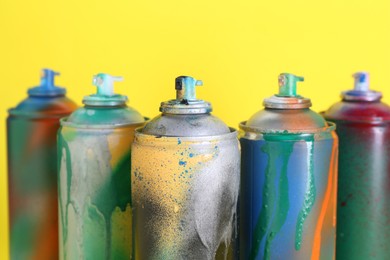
top-left (93, 73), bottom-right (123, 96)
top-left (353, 72), bottom-right (370, 92)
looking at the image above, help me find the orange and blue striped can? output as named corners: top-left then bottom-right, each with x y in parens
top-left (7, 69), bottom-right (77, 259)
top-left (239, 73), bottom-right (338, 259)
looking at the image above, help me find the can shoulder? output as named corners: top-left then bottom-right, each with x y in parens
top-left (141, 113), bottom-right (230, 137)
top-left (8, 95), bottom-right (77, 117)
top-left (323, 100), bottom-right (390, 124)
top-left (64, 105), bottom-right (145, 127)
top-left (244, 108), bottom-right (327, 132)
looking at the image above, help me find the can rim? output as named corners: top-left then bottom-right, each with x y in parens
top-left (263, 95), bottom-right (312, 109)
top-left (239, 121), bottom-right (336, 134)
top-left (134, 127), bottom-right (238, 143)
top-left (60, 117), bottom-right (148, 129)
top-left (159, 100), bottom-right (212, 114)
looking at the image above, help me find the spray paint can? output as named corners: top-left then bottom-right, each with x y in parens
top-left (323, 72), bottom-right (390, 259)
top-left (131, 76), bottom-right (240, 259)
top-left (7, 69), bottom-right (77, 259)
top-left (58, 73), bottom-right (145, 259)
top-left (239, 73), bottom-right (338, 259)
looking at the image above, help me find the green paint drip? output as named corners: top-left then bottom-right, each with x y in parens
top-left (93, 150), bottom-right (132, 259)
top-left (295, 137), bottom-right (316, 250)
top-left (250, 140), bottom-right (294, 260)
top-left (57, 133), bottom-right (65, 240)
top-left (57, 132), bottom-right (74, 260)
top-left (60, 136), bottom-right (73, 242)
top-left (83, 202), bottom-right (106, 259)
top-left (59, 130), bottom-right (132, 259)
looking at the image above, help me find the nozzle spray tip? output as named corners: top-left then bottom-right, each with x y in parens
top-left (278, 73), bottom-right (304, 97)
top-left (175, 76), bottom-right (202, 101)
top-left (353, 72), bottom-right (370, 91)
top-left (93, 73), bottom-right (123, 96)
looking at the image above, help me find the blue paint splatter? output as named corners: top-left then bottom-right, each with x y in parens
top-left (179, 160), bottom-right (187, 166)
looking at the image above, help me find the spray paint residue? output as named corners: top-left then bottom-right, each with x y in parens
top-left (250, 140), bottom-right (294, 259)
top-left (58, 128), bottom-right (134, 260)
top-left (295, 137), bottom-right (316, 250)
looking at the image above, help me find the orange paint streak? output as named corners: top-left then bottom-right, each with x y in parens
top-left (311, 133), bottom-right (338, 260)
top-left (31, 188), bottom-right (59, 260)
top-left (25, 119), bottom-right (58, 156)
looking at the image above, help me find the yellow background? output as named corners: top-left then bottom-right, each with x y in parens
top-left (1, 0), bottom-right (390, 258)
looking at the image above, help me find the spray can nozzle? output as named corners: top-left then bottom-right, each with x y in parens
top-left (341, 72), bottom-right (381, 101)
top-left (40, 69), bottom-right (60, 89)
top-left (93, 73), bottom-right (123, 96)
top-left (352, 72), bottom-right (370, 91)
top-left (277, 73), bottom-right (304, 97)
top-left (263, 73), bottom-right (311, 109)
top-left (28, 68), bottom-right (66, 96)
top-left (159, 75), bottom-right (211, 114)
top-left (175, 76), bottom-right (203, 101)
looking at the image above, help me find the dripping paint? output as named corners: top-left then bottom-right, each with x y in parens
top-left (250, 141), bottom-right (293, 259)
top-left (58, 126), bottom-right (139, 260)
top-left (295, 138), bottom-right (316, 250)
top-left (239, 133), bottom-right (337, 259)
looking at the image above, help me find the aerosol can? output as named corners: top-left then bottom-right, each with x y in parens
top-left (7, 69), bottom-right (77, 259)
top-left (239, 73), bottom-right (338, 259)
top-left (323, 72), bottom-right (390, 259)
top-left (58, 73), bottom-right (145, 259)
top-left (131, 76), bottom-right (240, 259)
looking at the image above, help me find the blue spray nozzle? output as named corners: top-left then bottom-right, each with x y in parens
top-left (175, 76), bottom-right (203, 101)
top-left (352, 72), bottom-right (370, 91)
top-left (93, 73), bottom-right (123, 96)
top-left (342, 72), bottom-right (382, 101)
top-left (28, 68), bottom-right (65, 96)
top-left (40, 69), bottom-right (60, 89)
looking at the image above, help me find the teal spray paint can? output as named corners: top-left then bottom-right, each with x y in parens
top-left (57, 73), bottom-right (145, 259)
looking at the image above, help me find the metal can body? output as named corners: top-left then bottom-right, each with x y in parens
top-left (239, 129), bottom-right (338, 259)
top-left (132, 129), bottom-right (240, 259)
top-left (57, 73), bottom-right (145, 260)
top-left (58, 122), bottom-right (144, 260)
top-left (323, 73), bottom-right (390, 259)
top-left (239, 73), bottom-right (339, 260)
top-left (7, 97), bottom-right (76, 260)
top-left (331, 121), bottom-right (390, 259)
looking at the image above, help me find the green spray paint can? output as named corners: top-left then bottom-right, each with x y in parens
top-left (58, 73), bottom-right (145, 259)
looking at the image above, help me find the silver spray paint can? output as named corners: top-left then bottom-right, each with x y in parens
top-left (131, 76), bottom-right (240, 259)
